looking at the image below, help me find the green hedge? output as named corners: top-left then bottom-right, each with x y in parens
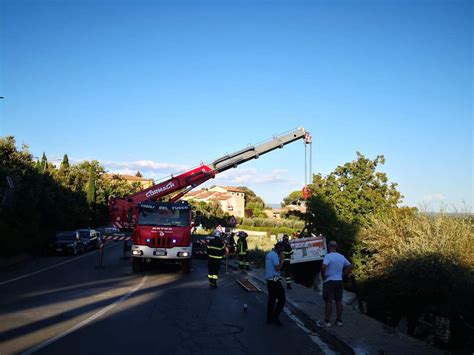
top-left (239, 217), bottom-right (305, 230)
top-left (237, 225), bottom-right (298, 237)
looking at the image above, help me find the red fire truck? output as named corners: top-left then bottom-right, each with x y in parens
top-left (108, 127), bottom-right (312, 272)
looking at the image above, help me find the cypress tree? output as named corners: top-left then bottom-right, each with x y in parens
top-left (86, 166), bottom-right (96, 204)
top-left (40, 152), bottom-right (47, 172)
top-left (60, 154), bottom-right (70, 170)
top-left (135, 170), bottom-right (142, 177)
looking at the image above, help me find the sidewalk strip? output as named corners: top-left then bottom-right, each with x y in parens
top-left (22, 275), bottom-right (148, 355)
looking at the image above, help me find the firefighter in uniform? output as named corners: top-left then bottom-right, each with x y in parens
top-left (282, 234), bottom-right (293, 289)
top-left (207, 230), bottom-right (225, 288)
top-left (236, 231), bottom-right (250, 271)
top-left (227, 232), bottom-right (236, 259)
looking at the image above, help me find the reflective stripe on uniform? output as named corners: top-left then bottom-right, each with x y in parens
top-left (207, 245), bottom-right (225, 251)
top-left (209, 255), bottom-right (222, 259)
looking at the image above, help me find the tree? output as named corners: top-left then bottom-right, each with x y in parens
top-left (188, 199), bottom-right (228, 229)
top-left (135, 170), bottom-right (142, 177)
top-left (60, 154), bottom-right (70, 170)
top-left (246, 201), bottom-right (267, 218)
top-left (236, 186), bottom-right (265, 207)
top-left (236, 186), bottom-right (267, 218)
top-left (40, 152), bottom-right (48, 172)
top-left (0, 137), bottom-right (152, 256)
top-left (86, 166), bottom-right (96, 205)
top-left (281, 190), bottom-right (303, 207)
top-left (0, 137), bottom-right (91, 256)
top-left (306, 152), bottom-right (402, 253)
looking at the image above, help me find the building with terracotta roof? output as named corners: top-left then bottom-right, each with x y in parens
top-left (183, 186), bottom-right (245, 218)
top-left (264, 204), bottom-right (306, 219)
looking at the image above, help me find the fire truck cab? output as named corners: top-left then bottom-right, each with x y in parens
top-left (131, 200), bottom-right (194, 273)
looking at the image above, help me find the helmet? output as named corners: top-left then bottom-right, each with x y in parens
top-left (238, 231), bottom-right (248, 238)
top-left (283, 234), bottom-right (289, 241)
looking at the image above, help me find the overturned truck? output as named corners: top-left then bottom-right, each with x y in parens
top-left (289, 233), bottom-right (327, 288)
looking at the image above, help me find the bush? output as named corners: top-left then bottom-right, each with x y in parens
top-left (354, 210), bottom-right (474, 348)
top-left (248, 248), bottom-right (267, 268)
top-left (355, 210), bottom-right (473, 280)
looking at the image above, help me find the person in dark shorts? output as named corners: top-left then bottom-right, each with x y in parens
top-left (317, 240), bottom-right (352, 328)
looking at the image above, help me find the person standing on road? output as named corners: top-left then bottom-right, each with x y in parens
top-left (265, 242), bottom-right (286, 326)
top-left (207, 230), bottom-right (225, 288)
top-left (281, 234), bottom-right (293, 290)
top-left (317, 240), bottom-right (352, 328)
top-left (98, 235), bottom-right (106, 268)
top-left (236, 231), bottom-right (250, 271)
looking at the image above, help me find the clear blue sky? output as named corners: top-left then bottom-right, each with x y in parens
top-left (1, 0), bottom-right (472, 210)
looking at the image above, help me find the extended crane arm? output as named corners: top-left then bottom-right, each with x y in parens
top-left (109, 127), bottom-right (310, 227)
top-left (209, 127), bottom-right (308, 173)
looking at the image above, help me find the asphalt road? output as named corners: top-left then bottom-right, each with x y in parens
top-left (0, 244), bottom-right (326, 355)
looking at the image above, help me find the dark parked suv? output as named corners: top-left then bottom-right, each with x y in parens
top-left (49, 231), bottom-right (85, 255)
top-left (76, 229), bottom-right (99, 251)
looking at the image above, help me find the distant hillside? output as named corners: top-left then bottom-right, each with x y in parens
top-left (266, 204), bottom-right (281, 209)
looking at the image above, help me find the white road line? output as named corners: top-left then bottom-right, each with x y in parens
top-left (22, 275), bottom-right (148, 355)
top-left (283, 308), bottom-right (336, 355)
top-left (0, 244), bottom-right (119, 287)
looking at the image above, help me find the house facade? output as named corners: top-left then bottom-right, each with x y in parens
top-left (183, 186), bottom-right (246, 218)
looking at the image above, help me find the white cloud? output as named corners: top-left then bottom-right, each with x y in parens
top-left (102, 160), bottom-right (189, 173)
top-left (60, 157), bottom-right (300, 188)
top-left (213, 168), bottom-right (300, 185)
top-left (422, 193), bottom-right (446, 202)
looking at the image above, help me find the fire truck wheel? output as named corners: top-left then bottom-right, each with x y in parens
top-left (181, 259), bottom-right (191, 274)
top-left (132, 258), bottom-right (143, 273)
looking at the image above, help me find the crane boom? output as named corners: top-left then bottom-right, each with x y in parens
top-left (109, 127), bottom-right (310, 229)
top-left (210, 127), bottom-right (307, 173)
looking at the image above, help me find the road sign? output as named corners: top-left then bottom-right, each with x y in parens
top-left (228, 216), bottom-right (237, 228)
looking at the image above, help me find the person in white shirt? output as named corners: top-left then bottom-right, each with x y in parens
top-left (317, 240), bottom-right (352, 328)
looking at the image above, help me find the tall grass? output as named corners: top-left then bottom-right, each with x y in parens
top-left (355, 211), bottom-right (473, 281)
top-left (354, 210), bottom-right (474, 348)
top-left (246, 235), bottom-right (279, 268)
